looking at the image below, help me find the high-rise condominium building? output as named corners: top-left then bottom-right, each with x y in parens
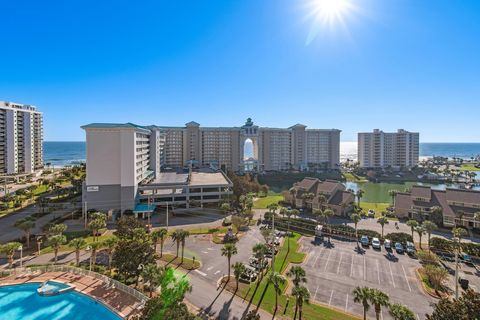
top-left (0, 101), bottom-right (43, 175)
top-left (81, 119), bottom-right (340, 212)
top-left (358, 129), bottom-right (419, 169)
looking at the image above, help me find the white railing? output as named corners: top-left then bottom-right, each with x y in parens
top-left (1, 265), bottom-right (148, 303)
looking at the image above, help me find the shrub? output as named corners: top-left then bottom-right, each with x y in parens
top-left (423, 264), bottom-right (448, 292)
top-left (357, 229), bottom-right (381, 239)
top-left (429, 238), bottom-right (455, 254)
top-left (385, 232), bottom-right (413, 245)
top-left (417, 250), bottom-right (439, 265)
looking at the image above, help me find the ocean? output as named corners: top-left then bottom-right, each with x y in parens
top-left (43, 141), bottom-right (480, 166)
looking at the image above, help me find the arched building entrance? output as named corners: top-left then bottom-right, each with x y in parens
top-left (240, 118), bottom-right (260, 172)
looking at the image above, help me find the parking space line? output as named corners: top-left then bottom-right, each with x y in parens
top-left (416, 313), bottom-right (420, 320)
top-left (381, 310), bottom-right (383, 320)
top-left (214, 270), bottom-right (221, 275)
top-left (314, 285), bottom-right (319, 301)
top-left (328, 290), bottom-right (334, 306)
top-left (194, 269), bottom-right (207, 277)
top-left (376, 259), bottom-right (380, 284)
top-left (337, 252), bottom-right (343, 274)
top-left (363, 256), bottom-right (366, 281)
top-left (402, 265), bottom-right (412, 292)
top-left (313, 248), bottom-right (323, 267)
top-left (324, 250), bottom-right (332, 272)
top-left (350, 254), bottom-right (354, 277)
top-left (345, 293), bottom-right (349, 311)
top-left (389, 262), bottom-right (396, 288)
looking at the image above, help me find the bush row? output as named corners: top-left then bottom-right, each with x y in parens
top-left (430, 237), bottom-right (480, 257)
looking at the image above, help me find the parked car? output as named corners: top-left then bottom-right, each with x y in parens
top-left (360, 235), bottom-right (369, 247)
top-left (239, 265), bottom-right (258, 283)
top-left (460, 254), bottom-right (473, 266)
top-left (367, 209), bottom-right (375, 218)
top-left (384, 239), bottom-right (392, 250)
top-left (372, 237), bottom-right (381, 250)
top-left (406, 242), bottom-right (416, 255)
top-left (395, 242), bottom-right (404, 254)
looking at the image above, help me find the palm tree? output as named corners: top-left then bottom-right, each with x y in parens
top-left (232, 262), bottom-right (246, 292)
top-left (141, 264), bottom-right (164, 297)
top-left (356, 189), bottom-right (365, 208)
top-left (103, 237), bottom-right (117, 271)
top-left (388, 190), bottom-right (398, 205)
top-left (368, 288), bottom-right (390, 320)
top-left (312, 208), bottom-right (323, 224)
top-left (68, 237), bottom-right (86, 266)
top-left (292, 285), bottom-right (310, 320)
top-left (0, 242), bottom-right (22, 268)
top-left (351, 213), bottom-right (361, 248)
top-left (88, 216), bottom-right (106, 242)
top-left (377, 217), bottom-right (389, 239)
top-left (422, 220), bottom-right (437, 251)
top-left (406, 219), bottom-right (418, 240)
top-left (89, 241), bottom-right (102, 270)
top-left (221, 243), bottom-right (238, 281)
top-left (415, 225), bottom-right (426, 249)
top-left (253, 243), bottom-right (268, 280)
top-left (279, 207), bottom-right (288, 219)
top-left (287, 265), bottom-right (307, 287)
top-left (353, 286), bottom-right (371, 320)
top-left (317, 194), bottom-right (327, 211)
top-left (268, 272), bottom-right (286, 312)
top-left (289, 187), bottom-right (297, 207)
top-left (152, 228), bottom-right (168, 257)
top-left (389, 303), bottom-right (415, 320)
top-left (48, 235), bottom-right (67, 264)
top-left (14, 217), bottom-right (36, 248)
top-left (322, 209), bottom-right (335, 242)
top-left (179, 230), bottom-right (190, 263)
top-left (171, 229), bottom-right (182, 257)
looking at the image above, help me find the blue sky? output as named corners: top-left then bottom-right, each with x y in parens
top-left (1, 0), bottom-right (479, 142)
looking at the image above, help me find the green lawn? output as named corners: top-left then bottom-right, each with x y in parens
top-left (343, 172), bottom-right (368, 183)
top-left (253, 195), bottom-right (284, 209)
top-left (460, 163), bottom-right (480, 171)
top-left (234, 233), bottom-right (360, 320)
top-left (359, 202), bottom-right (390, 216)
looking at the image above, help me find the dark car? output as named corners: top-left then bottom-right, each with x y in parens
top-left (395, 242), bottom-right (404, 254)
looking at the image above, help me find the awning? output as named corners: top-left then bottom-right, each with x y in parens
top-left (133, 203), bottom-right (156, 213)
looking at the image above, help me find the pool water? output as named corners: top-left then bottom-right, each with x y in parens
top-left (0, 283), bottom-right (121, 320)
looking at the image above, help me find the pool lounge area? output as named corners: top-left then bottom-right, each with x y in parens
top-left (0, 269), bottom-right (146, 319)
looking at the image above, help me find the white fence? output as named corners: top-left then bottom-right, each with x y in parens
top-left (1, 265), bottom-right (148, 303)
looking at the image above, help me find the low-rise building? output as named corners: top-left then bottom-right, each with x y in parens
top-left (394, 185), bottom-right (480, 227)
top-left (283, 178), bottom-right (355, 216)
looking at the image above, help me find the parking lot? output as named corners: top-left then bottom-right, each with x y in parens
top-left (299, 237), bottom-right (436, 320)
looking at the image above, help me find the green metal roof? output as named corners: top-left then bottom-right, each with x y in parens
top-left (81, 122), bottom-right (151, 131)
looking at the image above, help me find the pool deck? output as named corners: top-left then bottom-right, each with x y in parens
top-left (0, 271), bottom-right (142, 319)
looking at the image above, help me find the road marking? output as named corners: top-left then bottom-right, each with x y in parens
top-left (324, 250), bottom-right (332, 272)
top-left (207, 267), bottom-right (213, 271)
top-left (416, 314), bottom-right (420, 320)
top-left (376, 259), bottom-right (381, 284)
top-left (389, 262), bottom-right (396, 288)
top-left (314, 285), bottom-right (319, 301)
top-left (202, 251), bottom-right (208, 254)
top-left (328, 290), bottom-right (334, 306)
top-left (402, 265), bottom-right (412, 292)
top-left (363, 256), bottom-right (366, 281)
top-left (194, 269), bottom-right (207, 277)
top-left (350, 254), bottom-right (354, 277)
top-left (345, 293), bottom-right (349, 311)
top-left (313, 249), bottom-right (322, 267)
top-left (214, 270), bottom-right (221, 275)
top-left (337, 252), bottom-right (343, 274)
top-left (207, 248), bottom-right (214, 251)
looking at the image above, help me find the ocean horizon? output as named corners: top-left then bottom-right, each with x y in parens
top-left (44, 141), bottom-right (480, 167)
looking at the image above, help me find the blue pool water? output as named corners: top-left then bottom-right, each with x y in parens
top-left (0, 283), bottom-right (121, 320)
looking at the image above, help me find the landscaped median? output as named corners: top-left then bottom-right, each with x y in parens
top-left (224, 233), bottom-right (360, 320)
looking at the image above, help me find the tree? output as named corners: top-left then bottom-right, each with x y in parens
top-left (287, 266), bottom-right (307, 287)
top-left (141, 263), bottom-right (165, 297)
top-left (353, 286), bottom-right (371, 320)
top-left (356, 189), bottom-right (364, 207)
top-left (88, 215), bottom-right (107, 242)
top-left (415, 225), bottom-right (426, 249)
top-left (388, 190), bottom-right (398, 205)
top-left (179, 230), bottom-right (190, 264)
top-left (252, 243), bottom-right (268, 280)
top-left (49, 223), bottom-right (67, 236)
top-left (231, 215), bottom-right (247, 234)
top-left (221, 243), bottom-right (238, 281)
top-left (351, 213), bottom-right (362, 248)
top-left (220, 202), bottom-right (231, 214)
top-left (368, 288), bottom-right (390, 320)
top-left (0, 242), bottom-right (22, 268)
top-left (292, 285), bottom-right (310, 320)
top-left (289, 187), bottom-right (297, 207)
top-left (389, 303), bottom-right (415, 320)
top-left (312, 208), bottom-right (323, 224)
top-left (423, 264), bottom-right (448, 293)
top-left (429, 206), bottom-right (443, 227)
top-left (171, 229), bottom-right (183, 258)
top-left (103, 237), bottom-right (117, 271)
top-left (322, 209), bottom-right (335, 242)
top-left (151, 228), bottom-right (168, 257)
top-left (48, 235), bottom-right (67, 264)
top-left (232, 262), bottom-right (245, 292)
top-left (68, 238), bottom-right (86, 266)
top-left (377, 217), bottom-right (389, 239)
top-left (426, 289), bottom-right (480, 320)
top-left (422, 220), bottom-right (438, 251)
top-left (406, 219), bottom-right (418, 240)
top-left (114, 215), bottom-right (143, 239)
top-left (89, 241), bottom-right (103, 270)
top-left (14, 217), bottom-right (36, 248)
top-left (268, 272), bottom-right (286, 312)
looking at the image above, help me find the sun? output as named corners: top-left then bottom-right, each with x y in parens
top-left (304, 0), bottom-right (357, 44)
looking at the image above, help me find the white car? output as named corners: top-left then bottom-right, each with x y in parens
top-left (372, 237), bottom-right (381, 250)
top-left (384, 239), bottom-right (392, 250)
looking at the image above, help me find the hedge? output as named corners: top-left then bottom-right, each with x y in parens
top-left (430, 237), bottom-right (480, 257)
top-left (385, 232), bottom-right (413, 246)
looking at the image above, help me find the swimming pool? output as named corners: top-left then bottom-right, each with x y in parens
top-left (0, 283), bottom-right (122, 320)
